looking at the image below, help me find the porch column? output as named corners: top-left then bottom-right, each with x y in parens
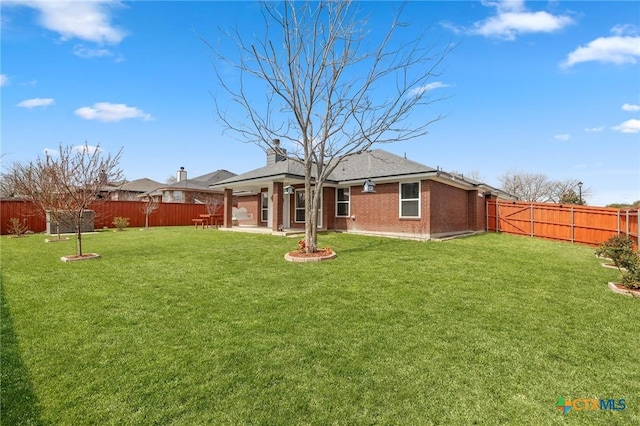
top-left (223, 188), bottom-right (233, 228)
top-left (272, 182), bottom-right (284, 231)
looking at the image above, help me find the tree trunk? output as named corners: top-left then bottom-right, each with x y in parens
top-left (145, 214), bottom-right (149, 228)
top-left (76, 226), bottom-right (83, 256)
top-left (304, 162), bottom-right (317, 253)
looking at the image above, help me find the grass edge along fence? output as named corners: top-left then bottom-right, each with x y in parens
top-left (487, 199), bottom-right (638, 248)
top-left (0, 199), bottom-right (213, 235)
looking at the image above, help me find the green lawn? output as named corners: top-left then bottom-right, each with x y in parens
top-left (1, 227), bottom-right (638, 425)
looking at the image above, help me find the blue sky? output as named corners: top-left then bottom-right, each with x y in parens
top-left (1, 0), bottom-right (639, 206)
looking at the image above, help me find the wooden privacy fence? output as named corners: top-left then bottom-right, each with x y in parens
top-left (487, 200), bottom-right (639, 248)
top-left (0, 200), bottom-right (216, 235)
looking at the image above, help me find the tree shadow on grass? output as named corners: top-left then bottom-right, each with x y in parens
top-left (1, 281), bottom-right (44, 425)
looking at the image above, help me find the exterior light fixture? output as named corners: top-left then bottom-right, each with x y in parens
top-left (283, 185), bottom-right (294, 195)
top-left (577, 181), bottom-right (583, 205)
top-left (363, 179), bottom-right (376, 193)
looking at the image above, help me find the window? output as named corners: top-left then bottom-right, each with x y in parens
top-left (173, 190), bottom-right (184, 203)
top-left (295, 190), bottom-right (306, 222)
top-left (400, 182), bottom-right (420, 218)
top-left (295, 189), bottom-right (322, 226)
top-left (261, 192), bottom-right (269, 222)
top-left (336, 188), bottom-right (350, 217)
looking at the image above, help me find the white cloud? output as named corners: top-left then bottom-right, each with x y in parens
top-left (73, 45), bottom-right (113, 59)
top-left (17, 97), bottom-right (55, 108)
top-left (468, 1), bottom-right (573, 40)
top-left (73, 144), bottom-right (101, 155)
top-left (5, 0), bottom-right (126, 44)
top-left (72, 45), bottom-right (125, 62)
top-left (622, 103), bottom-right (640, 112)
top-left (612, 119), bottom-right (640, 134)
top-left (408, 82), bottom-right (450, 97)
top-left (0, 74), bottom-right (8, 86)
top-left (562, 26), bottom-right (640, 68)
top-left (584, 126), bottom-right (605, 133)
top-left (611, 24), bottom-right (639, 37)
top-left (554, 133), bottom-right (571, 141)
top-left (74, 102), bottom-right (153, 122)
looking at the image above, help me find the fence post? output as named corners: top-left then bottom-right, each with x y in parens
top-left (617, 210), bottom-right (621, 235)
top-left (486, 199), bottom-right (489, 231)
top-left (570, 206), bottom-right (574, 243)
top-left (530, 203), bottom-right (534, 237)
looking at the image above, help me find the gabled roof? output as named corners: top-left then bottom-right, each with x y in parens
top-left (118, 178), bottom-right (164, 192)
top-left (161, 169), bottom-right (237, 192)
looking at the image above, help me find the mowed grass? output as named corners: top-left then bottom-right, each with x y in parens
top-left (1, 227), bottom-right (638, 425)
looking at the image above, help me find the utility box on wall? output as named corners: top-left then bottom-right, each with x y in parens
top-left (46, 210), bottom-right (95, 235)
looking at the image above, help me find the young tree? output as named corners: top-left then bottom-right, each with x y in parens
top-left (139, 196), bottom-right (160, 229)
top-left (5, 143), bottom-right (122, 257)
top-left (193, 192), bottom-right (224, 216)
top-left (210, 0), bottom-right (450, 252)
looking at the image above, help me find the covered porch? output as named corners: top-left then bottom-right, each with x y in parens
top-left (218, 177), bottom-right (330, 233)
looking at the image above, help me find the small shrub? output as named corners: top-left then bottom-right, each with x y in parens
top-left (620, 251), bottom-right (640, 290)
top-left (7, 217), bottom-right (28, 237)
top-left (112, 217), bottom-right (130, 231)
top-left (597, 235), bottom-right (640, 289)
top-left (595, 235), bottom-right (635, 269)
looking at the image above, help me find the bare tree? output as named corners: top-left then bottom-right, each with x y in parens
top-left (5, 143), bottom-right (122, 257)
top-left (499, 171), bottom-right (589, 204)
top-left (498, 171), bottom-right (555, 203)
top-left (193, 192), bottom-right (224, 216)
top-left (550, 179), bottom-right (590, 205)
top-left (139, 196), bottom-right (160, 229)
top-left (209, 0), bottom-right (451, 252)
top-left (5, 154), bottom-right (66, 239)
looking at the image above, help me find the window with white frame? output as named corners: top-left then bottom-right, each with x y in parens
top-left (173, 190), bottom-right (184, 203)
top-left (261, 192), bottom-right (268, 222)
top-left (399, 182), bottom-right (420, 218)
top-left (336, 188), bottom-right (350, 217)
top-left (295, 189), bottom-right (322, 224)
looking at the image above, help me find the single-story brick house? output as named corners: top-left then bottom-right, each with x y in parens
top-left (155, 167), bottom-right (236, 204)
top-left (210, 145), bottom-right (512, 240)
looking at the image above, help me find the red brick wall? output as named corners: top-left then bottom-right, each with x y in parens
top-left (468, 191), bottom-right (487, 231)
top-left (236, 194), bottom-right (259, 226)
top-left (428, 181), bottom-right (470, 236)
top-left (340, 182), bottom-right (430, 234)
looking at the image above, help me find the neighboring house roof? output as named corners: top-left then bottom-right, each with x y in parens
top-left (160, 169), bottom-right (237, 192)
top-left (118, 178), bottom-right (164, 193)
top-left (210, 149), bottom-right (513, 198)
top-left (100, 179), bottom-right (128, 192)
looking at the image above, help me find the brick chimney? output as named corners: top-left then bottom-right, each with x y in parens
top-left (176, 166), bottom-right (187, 182)
top-left (266, 139), bottom-right (287, 165)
